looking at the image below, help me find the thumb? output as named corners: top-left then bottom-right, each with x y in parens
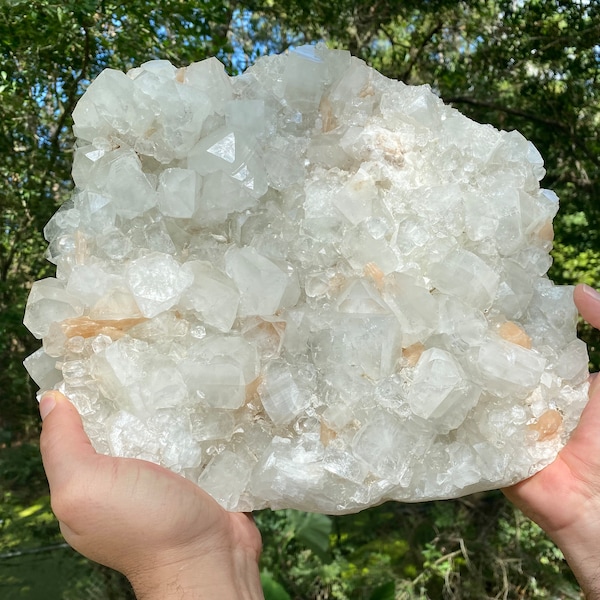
top-left (574, 284), bottom-right (600, 330)
top-left (39, 391), bottom-right (97, 493)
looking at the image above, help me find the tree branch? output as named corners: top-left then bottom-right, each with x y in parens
top-left (399, 19), bottom-right (443, 83)
top-left (48, 24), bottom-right (92, 155)
top-left (1, 25), bottom-right (93, 285)
top-left (444, 96), bottom-right (569, 130)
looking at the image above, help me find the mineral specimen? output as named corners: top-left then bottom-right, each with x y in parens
top-left (24, 44), bottom-right (589, 514)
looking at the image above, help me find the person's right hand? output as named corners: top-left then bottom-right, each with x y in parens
top-left (39, 391), bottom-right (264, 600)
top-left (504, 284), bottom-right (600, 599)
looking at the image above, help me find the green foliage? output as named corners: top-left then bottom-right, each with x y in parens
top-left (1, 493), bottom-right (57, 552)
top-left (286, 510), bottom-right (333, 560)
top-left (0, 443), bottom-right (46, 495)
top-left (0, 0), bottom-right (245, 444)
top-left (255, 509), bottom-right (335, 597)
top-left (256, 496), bottom-right (581, 599)
top-left (369, 581), bottom-right (395, 600)
top-left (0, 446), bottom-right (134, 599)
top-left (261, 571), bottom-right (293, 600)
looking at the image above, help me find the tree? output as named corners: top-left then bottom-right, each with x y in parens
top-left (0, 0), bottom-right (239, 441)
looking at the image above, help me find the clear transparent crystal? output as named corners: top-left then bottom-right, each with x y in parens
top-left (23, 45), bottom-right (589, 515)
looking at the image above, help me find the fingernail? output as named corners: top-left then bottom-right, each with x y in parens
top-left (581, 284), bottom-right (600, 301)
top-left (39, 393), bottom-right (57, 421)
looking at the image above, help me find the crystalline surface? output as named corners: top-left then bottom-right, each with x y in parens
top-left (24, 44), bottom-right (589, 514)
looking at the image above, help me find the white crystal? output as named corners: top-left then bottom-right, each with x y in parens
top-left (224, 247), bottom-right (290, 316)
top-left (127, 252), bottom-right (192, 318)
top-left (258, 361), bottom-right (311, 425)
top-left (179, 335), bottom-right (259, 410)
top-left (24, 45), bottom-right (589, 515)
top-left (66, 264), bottom-right (120, 306)
top-left (179, 261), bottom-right (240, 332)
top-left (24, 278), bottom-right (85, 338)
top-left (198, 450), bottom-right (254, 511)
top-left (190, 409), bottom-right (235, 441)
top-left (105, 151), bottom-right (157, 218)
top-left (408, 348), bottom-right (479, 429)
top-left (477, 339), bottom-right (547, 397)
top-left (157, 168), bottom-right (198, 218)
top-left (352, 411), bottom-right (432, 487)
top-left (24, 347), bottom-right (61, 390)
top-left (428, 249), bottom-right (500, 311)
top-left (333, 168), bottom-right (377, 224)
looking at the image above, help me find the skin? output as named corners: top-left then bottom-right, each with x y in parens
top-left (504, 283), bottom-right (600, 599)
top-left (39, 283), bottom-right (600, 599)
top-left (39, 394), bottom-right (264, 599)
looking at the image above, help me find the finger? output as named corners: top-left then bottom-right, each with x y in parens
top-left (39, 391), bottom-right (97, 493)
top-left (574, 284), bottom-right (600, 330)
top-left (567, 374), bottom-right (600, 453)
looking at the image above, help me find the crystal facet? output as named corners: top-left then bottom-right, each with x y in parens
top-left (23, 45), bottom-right (589, 514)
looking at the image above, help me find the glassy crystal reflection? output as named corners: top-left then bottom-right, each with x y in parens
top-left (24, 44), bottom-right (589, 514)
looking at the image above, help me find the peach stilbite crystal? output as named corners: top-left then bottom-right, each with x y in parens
top-left (24, 44), bottom-right (589, 514)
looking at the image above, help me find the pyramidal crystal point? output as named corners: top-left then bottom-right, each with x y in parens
top-left (24, 44), bottom-right (589, 514)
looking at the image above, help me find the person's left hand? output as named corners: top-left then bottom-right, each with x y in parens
top-left (39, 391), bottom-right (264, 600)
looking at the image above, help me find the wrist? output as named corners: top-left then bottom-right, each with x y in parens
top-left (126, 545), bottom-right (264, 600)
top-left (545, 508), bottom-right (600, 599)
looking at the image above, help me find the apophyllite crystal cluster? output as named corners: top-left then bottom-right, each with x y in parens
top-left (24, 44), bottom-right (589, 514)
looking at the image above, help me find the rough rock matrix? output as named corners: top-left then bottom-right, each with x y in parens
top-left (24, 44), bottom-right (589, 514)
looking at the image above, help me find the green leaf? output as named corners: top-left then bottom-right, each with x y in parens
top-left (260, 571), bottom-right (292, 600)
top-left (370, 580), bottom-right (396, 600)
top-left (18, 501), bottom-right (46, 519)
top-left (286, 510), bottom-right (332, 559)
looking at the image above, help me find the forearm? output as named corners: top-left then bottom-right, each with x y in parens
top-left (550, 527), bottom-right (600, 600)
top-left (127, 549), bottom-right (264, 600)
top-left (503, 483), bottom-right (600, 599)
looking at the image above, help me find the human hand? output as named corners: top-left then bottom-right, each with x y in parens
top-left (504, 283), bottom-right (600, 599)
top-left (39, 392), bottom-right (264, 600)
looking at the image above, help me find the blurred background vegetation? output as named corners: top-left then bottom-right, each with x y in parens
top-left (1, 0), bottom-right (598, 598)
